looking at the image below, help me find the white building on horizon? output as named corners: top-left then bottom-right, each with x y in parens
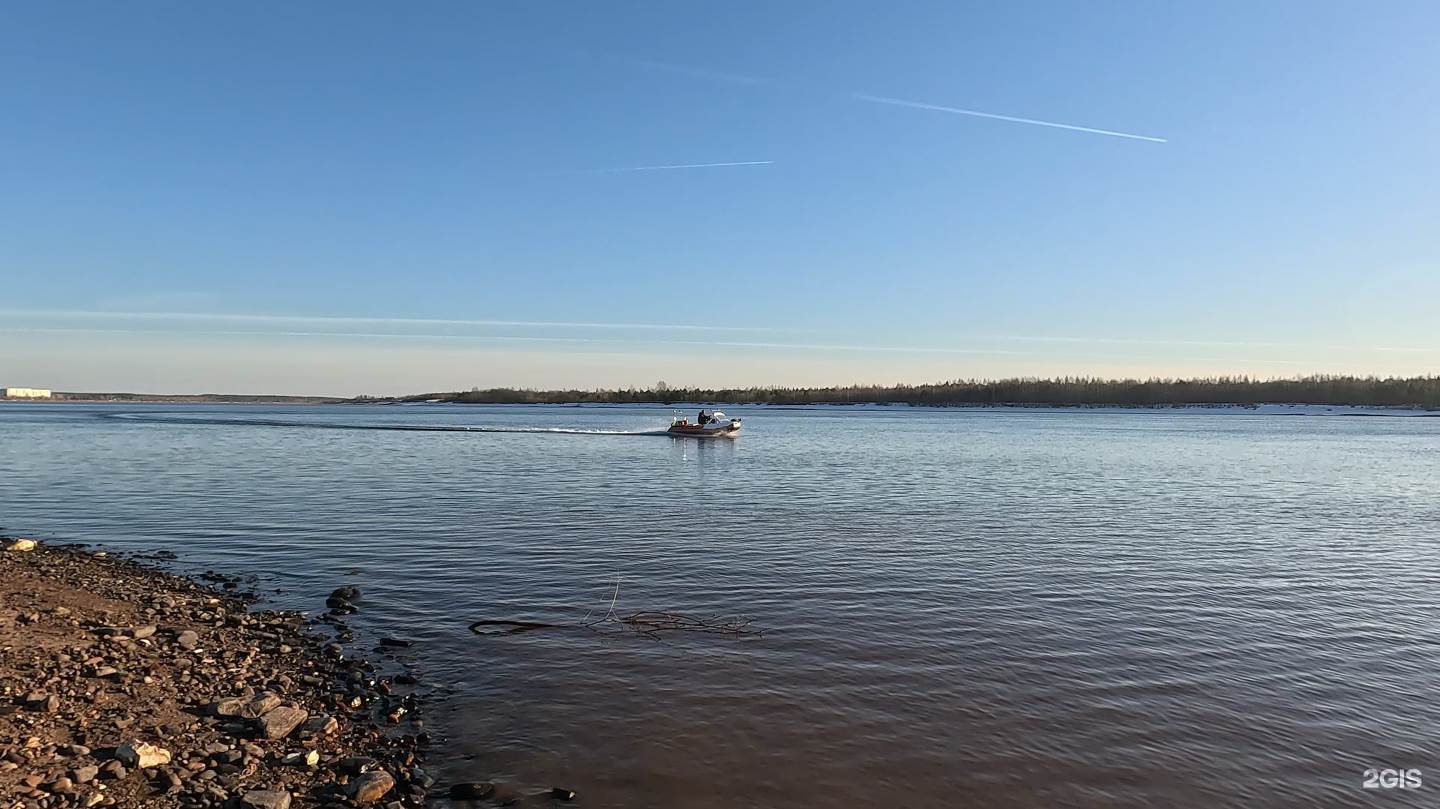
top-left (3, 387), bottom-right (52, 399)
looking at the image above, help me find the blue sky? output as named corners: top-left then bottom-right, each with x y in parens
top-left (2, 2), bottom-right (1437, 395)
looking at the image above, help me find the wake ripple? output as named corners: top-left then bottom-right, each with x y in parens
top-left (102, 412), bottom-right (672, 436)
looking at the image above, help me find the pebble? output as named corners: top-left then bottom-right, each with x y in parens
top-left (176, 629), bottom-right (200, 650)
top-left (239, 789), bottom-right (292, 809)
top-left (72, 765), bottom-right (100, 784)
top-left (280, 750), bottom-right (320, 767)
top-left (5, 538), bottom-right (37, 551)
top-left (347, 770), bottom-right (395, 804)
top-left (336, 756), bottom-right (376, 776)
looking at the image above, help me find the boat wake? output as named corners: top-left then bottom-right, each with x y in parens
top-left (102, 413), bottom-right (673, 436)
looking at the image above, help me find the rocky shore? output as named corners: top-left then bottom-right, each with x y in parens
top-left (0, 539), bottom-right (435, 809)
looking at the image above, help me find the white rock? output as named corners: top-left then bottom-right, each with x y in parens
top-left (281, 750), bottom-right (319, 767)
top-left (5, 538), bottom-right (36, 552)
top-left (115, 741), bottom-right (171, 769)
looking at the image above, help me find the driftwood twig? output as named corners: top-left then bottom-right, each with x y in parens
top-left (468, 577), bottom-right (761, 640)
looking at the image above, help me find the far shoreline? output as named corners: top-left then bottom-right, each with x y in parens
top-left (6, 375), bottom-right (1439, 410)
top-left (5, 400), bottom-right (1437, 416)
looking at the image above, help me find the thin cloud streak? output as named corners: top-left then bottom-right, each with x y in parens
top-left (2, 327), bottom-right (1316, 365)
top-left (584, 160), bottom-right (774, 174)
top-left (9, 311), bottom-right (1425, 357)
top-left (852, 94), bottom-right (1168, 143)
top-left (0, 309), bottom-right (777, 333)
top-left (0, 326), bottom-right (1036, 356)
top-left (985, 334), bottom-right (1440, 354)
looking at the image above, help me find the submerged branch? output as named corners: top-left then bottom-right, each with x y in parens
top-left (468, 578), bottom-right (761, 641)
top-left (467, 620), bottom-right (565, 635)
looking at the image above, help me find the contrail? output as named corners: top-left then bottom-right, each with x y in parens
top-left (853, 94), bottom-right (1167, 143)
top-left (585, 160), bottom-right (774, 174)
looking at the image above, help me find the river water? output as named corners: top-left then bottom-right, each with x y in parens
top-left (2, 403), bottom-right (1438, 807)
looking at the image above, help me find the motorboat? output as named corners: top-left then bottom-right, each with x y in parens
top-left (668, 410), bottom-right (741, 438)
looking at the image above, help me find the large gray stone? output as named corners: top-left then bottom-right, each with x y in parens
top-left (209, 697), bottom-right (245, 717)
top-left (240, 692), bottom-right (281, 719)
top-left (255, 706), bottom-right (308, 739)
top-left (297, 714), bottom-right (338, 739)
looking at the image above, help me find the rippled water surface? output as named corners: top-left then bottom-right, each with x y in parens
top-left (3, 403), bottom-right (1439, 807)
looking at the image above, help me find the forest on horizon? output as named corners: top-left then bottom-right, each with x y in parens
top-left (386, 375), bottom-right (1440, 409)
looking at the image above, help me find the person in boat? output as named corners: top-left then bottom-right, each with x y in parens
top-left (697, 409), bottom-right (710, 425)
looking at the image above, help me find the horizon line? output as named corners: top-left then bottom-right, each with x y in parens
top-left (11, 373), bottom-right (1440, 403)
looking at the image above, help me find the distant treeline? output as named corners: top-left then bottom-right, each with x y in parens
top-left (50, 392), bottom-right (341, 403)
top-left (391, 375), bottom-right (1440, 409)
